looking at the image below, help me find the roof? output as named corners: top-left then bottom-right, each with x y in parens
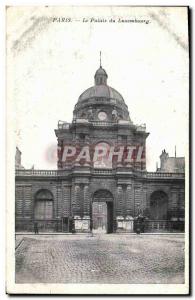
top-left (161, 157), bottom-right (185, 173)
top-left (78, 85), bottom-right (125, 103)
top-left (95, 67), bottom-right (108, 77)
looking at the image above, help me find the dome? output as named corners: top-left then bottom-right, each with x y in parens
top-left (78, 85), bottom-right (125, 103)
top-left (74, 64), bottom-right (131, 122)
top-left (95, 67), bottom-right (107, 77)
top-left (78, 65), bottom-right (125, 103)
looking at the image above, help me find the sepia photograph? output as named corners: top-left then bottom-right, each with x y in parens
top-left (6, 5), bottom-right (189, 295)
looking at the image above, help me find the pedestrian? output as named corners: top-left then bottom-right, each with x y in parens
top-left (34, 222), bottom-right (39, 234)
top-left (90, 219), bottom-right (93, 236)
top-left (70, 218), bottom-right (75, 234)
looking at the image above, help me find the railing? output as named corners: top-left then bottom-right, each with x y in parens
top-left (71, 119), bottom-right (118, 127)
top-left (15, 169), bottom-right (57, 176)
top-left (15, 219), bottom-right (67, 233)
top-left (57, 118), bottom-right (142, 129)
top-left (145, 172), bottom-right (185, 179)
top-left (92, 169), bottom-right (114, 175)
top-left (141, 220), bottom-right (185, 233)
top-left (115, 170), bottom-right (184, 179)
top-left (91, 121), bottom-right (117, 127)
top-left (15, 219), bottom-right (185, 233)
top-left (15, 168), bottom-right (114, 177)
top-left (58, 121), bottom-right (70, 129)
top-left (15, 169), bottom-right (70, 177)
top-left (136, 124), bottom-right (146, 132)
top-left (16, 168), bottom-right (185, 179)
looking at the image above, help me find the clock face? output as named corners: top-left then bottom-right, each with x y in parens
top-left (98, 111), bottom-right (107, 121)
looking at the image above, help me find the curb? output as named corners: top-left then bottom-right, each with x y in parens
top-left (15, 238), bottom-right (24, 250)
top-left (15, 232), bottom-right (185, 236)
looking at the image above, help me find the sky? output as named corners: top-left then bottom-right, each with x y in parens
top-left (7, 6), bottom-right (189, 171)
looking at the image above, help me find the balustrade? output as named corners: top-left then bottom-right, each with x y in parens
top-left (15, 169), bottom-right (184, 179)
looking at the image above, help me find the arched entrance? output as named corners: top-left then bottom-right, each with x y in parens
top-left (34, 189), bottom-right (54, 232)
top-left (150, 191), bottom-right (168, 220)
top-left (92, 190), bottom-right (114, 233)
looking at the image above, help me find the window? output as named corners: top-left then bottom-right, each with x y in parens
top-left (34, 189), bottom-right (53, 220)
top-left (93, 142), bottom-right (112, 169)
top-left (99, 204), bottom-right (103, 213)
top-left (34, 200), bottom-right (53, 220)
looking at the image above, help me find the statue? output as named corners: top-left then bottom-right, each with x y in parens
top-left (112, 109), bottom-right (118, 121)
top-left (88, 108), bottom-right (93, 120)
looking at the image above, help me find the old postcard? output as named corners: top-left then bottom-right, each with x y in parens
top-left (6, 6), bottom-right (189, 295)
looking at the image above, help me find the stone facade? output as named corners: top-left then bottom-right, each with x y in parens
top-left (15, 65), bottom-right (185, 233)
top-left (158, 149), bottom-right (185, 173)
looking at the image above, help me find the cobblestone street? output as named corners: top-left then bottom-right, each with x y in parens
top-left (15, 234), bottom-right (185, 284)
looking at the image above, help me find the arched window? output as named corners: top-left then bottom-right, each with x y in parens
top-left (150, 191), bottom-right (168, 220)
top-left (93, 142), bottom-right (112, 169)
top-left (34, 189), bottom-right (53, 220)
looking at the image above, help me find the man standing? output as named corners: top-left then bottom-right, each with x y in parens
top-left (34, 222), bottom-right (39, 234)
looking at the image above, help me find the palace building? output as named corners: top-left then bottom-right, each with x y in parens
top-left (15, 63), bottom-right (185, 233)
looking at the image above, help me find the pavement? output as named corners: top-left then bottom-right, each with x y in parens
top-left (15, 234), bottom-right (185, 284)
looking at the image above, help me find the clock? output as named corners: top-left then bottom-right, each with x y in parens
top-left (98, 111), bottom-right (107, 121)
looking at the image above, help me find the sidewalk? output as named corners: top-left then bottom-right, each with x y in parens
top-left (15, 232), bottom-right (87, 235)
top-left (15, 231), bottom-right (185, 236)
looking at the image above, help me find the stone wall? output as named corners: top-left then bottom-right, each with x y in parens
top-left (15, 172), bottom-right (185, 232)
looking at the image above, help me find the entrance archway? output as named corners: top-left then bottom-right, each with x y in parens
top-left (150, 191), bottom-right (168, 220)
top-left (34, 189), bottom-right (54, 231)
top-left (92, 190), bottom-right (114, 233)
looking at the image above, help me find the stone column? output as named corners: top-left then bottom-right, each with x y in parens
top-left (56, 183), bottom-right (62, 218)
top-left (72, 184), bottom-right (80, 216)
top-left (63, 186), bottom-right (71, 217)
top-left (83, 184), bottom-right (90, 216)
top-left (116, 185), bottom-right (123, 216)
top-left (126, 184), bottom-right (133, 216)
top-left (142, 187), bottom-right (147, 215)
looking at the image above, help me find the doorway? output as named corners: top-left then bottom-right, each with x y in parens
top-left (150, 191), bottom-right (168, 220)
top-left (34, 189), bottom-right (54, 232)
top-left (92, 202), bottom-right (107, 233)
top-left (92, 190), bottom-right (114, 234)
